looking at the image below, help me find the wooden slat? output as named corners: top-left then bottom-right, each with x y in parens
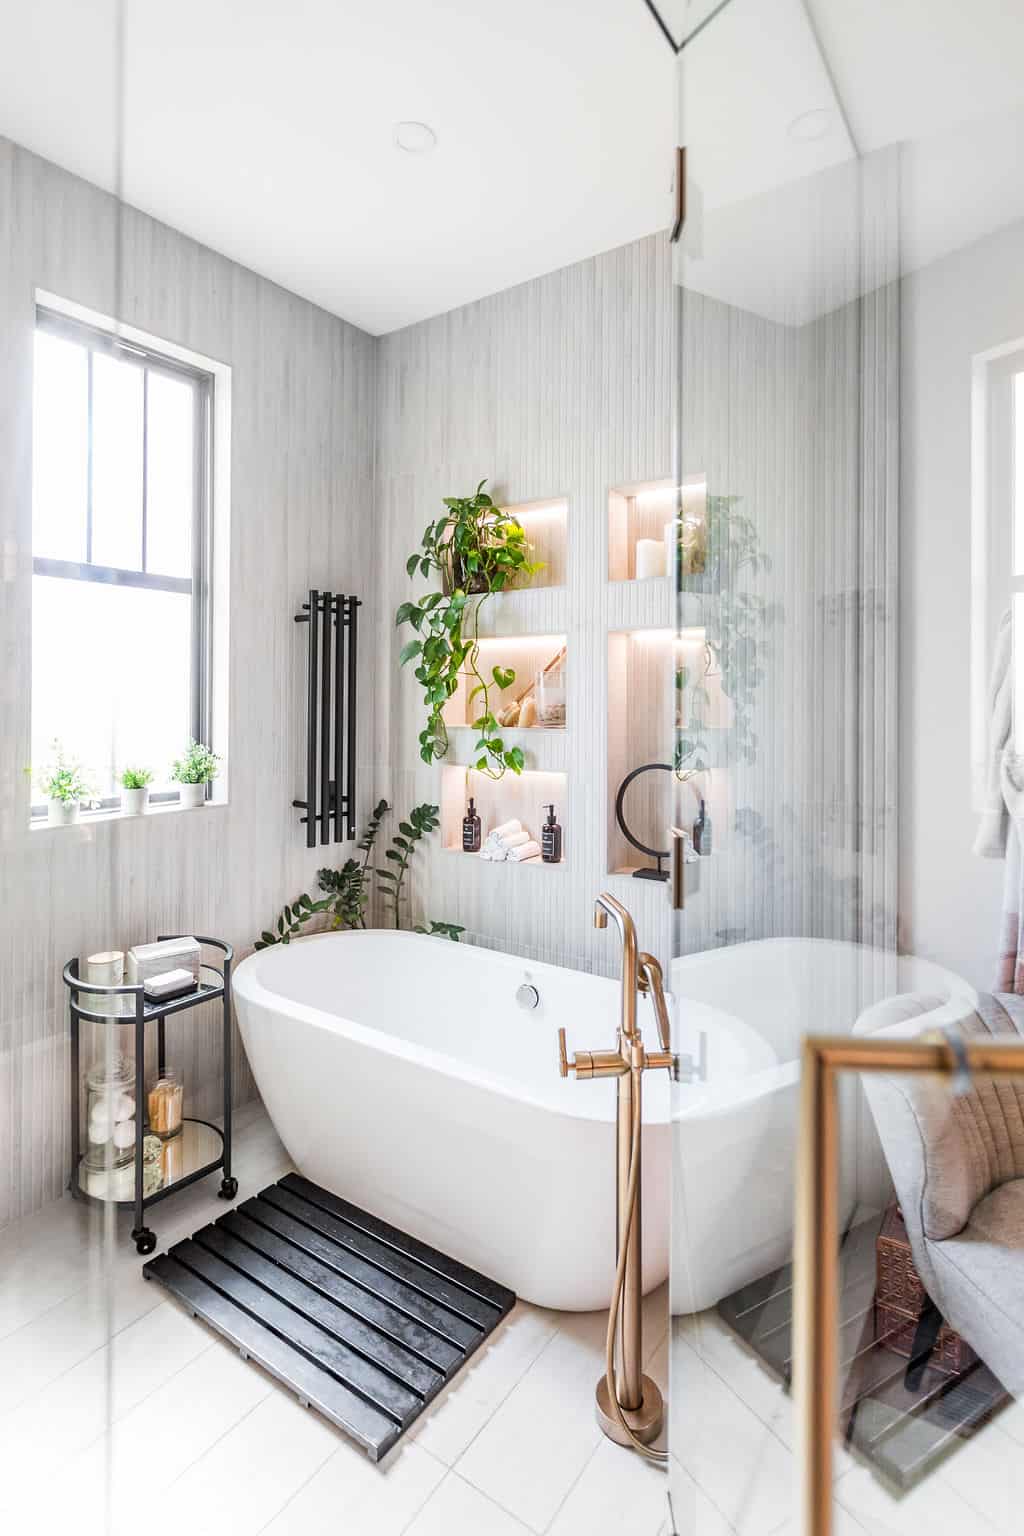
top-left (217, 1209), bottom-right (462, 1375)
top-left (145, 1176), bottom-right (517, 1462)
top-left (144, 1254), bottom-right (399, 1460)
top-left (259, 1184), bottom-right (498, 1330)
top-left (168, 1238), bottom-right (422, 1425)
top-left (238, 1195), bottom-right (479, 1351)
top-left (282, 1172), bottom-right (516, 1313)
top-left (194, 1222), bottom-right (444, 1400)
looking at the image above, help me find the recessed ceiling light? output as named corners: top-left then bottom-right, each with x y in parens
top-left (787, 108), bottom-right (831, 144)
top-left (394, 121), bottom-right (437, 154)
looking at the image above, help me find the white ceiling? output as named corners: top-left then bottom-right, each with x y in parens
top-left (0, 0), bottom-right (676, 335)
top-left (678, 0), bottom-right (1024, 325)
top-left (2, 0), bottom-right (1024, 335)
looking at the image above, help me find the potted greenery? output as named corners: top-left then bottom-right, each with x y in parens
top-left (39, 741), bottom-right (97, 826)
top-left (170, 739), bottom-right (219, 808)
top-left (396, 481), bottom-right (542, 779)
top-left (119, 766), bottom-right (154, 816)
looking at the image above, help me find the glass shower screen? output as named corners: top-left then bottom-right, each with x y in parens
top-left (668, 2), bottom-right (900, 1530)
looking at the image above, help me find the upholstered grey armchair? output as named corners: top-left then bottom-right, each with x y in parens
top-left (858, 991), bottom-right (1024, 1395)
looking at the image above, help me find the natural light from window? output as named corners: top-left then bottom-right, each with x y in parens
top-left (31, 314), bottom-right (208, 810)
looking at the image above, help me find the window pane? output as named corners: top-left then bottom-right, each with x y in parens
top-left (146, 370), bottom-right (195, 578)
top-left (32, 575), bottom-right (191, 801)
top-left (91, 351), bottom-right (144, 570)
top-left (32, 329), bottom-right (88, 560)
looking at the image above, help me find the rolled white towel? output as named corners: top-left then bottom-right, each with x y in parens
top-left (500, 829), bottom-right (531, 851)
top-left (508, 839), bottom-right (542, 862)
top-left (481, 843), bottom-right (508, 861)
top-left (490, 818), bottom-right (523, 842)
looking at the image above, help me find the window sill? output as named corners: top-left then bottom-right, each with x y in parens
top-left (30, 799), bottom-right (228, 832)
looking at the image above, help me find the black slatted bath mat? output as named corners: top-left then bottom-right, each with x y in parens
top-left (143, 1171), bottom-right (516, 1461)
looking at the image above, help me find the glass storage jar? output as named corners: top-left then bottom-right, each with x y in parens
top-left (147, 1068), bottom-right (183, 1140)
top-left (84, 1054), bottom-right (137, 1169)
top-left (536, 656), bottom-right (567, 726)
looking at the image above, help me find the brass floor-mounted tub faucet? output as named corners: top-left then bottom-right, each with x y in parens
top-left (557, 893), bottom-right (673, 1454)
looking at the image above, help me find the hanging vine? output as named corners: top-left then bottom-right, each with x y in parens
top-left (396, 481), bottom-right (542, 779)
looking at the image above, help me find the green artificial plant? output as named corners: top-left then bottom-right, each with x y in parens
top-left (120, 767), bottom-right (154, 790)
top-left (396, 481), bottom-right (542, 779)
top-left (39, 741), bottom-right (97, 805)
top-left (171, 739), bottom-right (220, 785)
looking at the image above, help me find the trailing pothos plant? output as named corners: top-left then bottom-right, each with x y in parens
top-left (396, 481), bottom-right (542, 780)
top-left (673, 494), bottom-right (781, 778)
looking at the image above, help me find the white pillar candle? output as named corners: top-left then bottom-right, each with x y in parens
top-left (635, 538), bottom-right (666, 580)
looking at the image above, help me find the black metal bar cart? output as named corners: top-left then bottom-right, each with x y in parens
top-left (63, 935), bottom-right (236, 1254)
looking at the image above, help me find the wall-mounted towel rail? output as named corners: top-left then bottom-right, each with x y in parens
top-left (292, 589), bottom-right (359, 846)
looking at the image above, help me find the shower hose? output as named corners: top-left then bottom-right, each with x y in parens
top-left (604, 1064), bottom-right (668, 1465)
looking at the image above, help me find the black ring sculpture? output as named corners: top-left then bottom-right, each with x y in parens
top-left (615, 762), bottom-right (672, 881)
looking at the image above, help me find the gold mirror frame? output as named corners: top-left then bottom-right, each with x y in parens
top-left (794, 1033), bottom-right (1024, 1536)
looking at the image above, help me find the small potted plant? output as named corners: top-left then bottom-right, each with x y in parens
top-left (119, 766), bottom-right (153, 816)
top-left (39, 741), bottom-right (97, 826)
top-left (170, 739), bottom-right (219, 808)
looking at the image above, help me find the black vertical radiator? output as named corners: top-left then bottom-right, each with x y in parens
top-left (292, 589), bottom-right (359, 846)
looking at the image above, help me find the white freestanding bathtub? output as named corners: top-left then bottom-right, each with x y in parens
top-left (234, 930), bottom-right (670, 1311)
top-left (234, 931), bottom-right (976, 1316)
top-left (669, 938), bottom-right (977, 1313)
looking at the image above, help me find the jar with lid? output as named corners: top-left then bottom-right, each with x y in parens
top-left (147, 1068), bottom-right (183, 1140)
top-left (84, 1054), bottom-right (137, 1169)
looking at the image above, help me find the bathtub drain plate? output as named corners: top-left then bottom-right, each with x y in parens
top-left (143, 1171), bottom-right (516, 1461)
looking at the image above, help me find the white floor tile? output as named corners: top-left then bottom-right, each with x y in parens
top-left (402, 1471), bottom-right (533, 1536)
top-left (261, 1437), bottom-right (445, 1536)
top-left (410, 1301), bottom-right (557, 1466)
top-left (835, 1461), bottom-right (1002, 1536)
top-left (668, 1462), bottom-right (735, 1535)
top-left (33, 1341), bottom-right (274, 1536)
top-left (670, 1332), bottom-right (796, 1536)
top-left (455, 1309), bottom-right (609, 1533)
top-left (549, 1435), bottom-right (668, 1536)
top-left (166, 1389), bottom-right (340, 1536)
top-left (936, 1417), bottom-right (1023, 1536)
top-left (0, 1299), bottom-right (212, 1515)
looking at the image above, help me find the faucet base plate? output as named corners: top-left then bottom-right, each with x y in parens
top-left (595, 1372), bottom-right (664, 1447)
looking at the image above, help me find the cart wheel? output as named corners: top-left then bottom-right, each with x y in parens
top-left (218, 1176), bottom-right (239, 1200)
top-left (134, 1228), bottom-right (157, 1256)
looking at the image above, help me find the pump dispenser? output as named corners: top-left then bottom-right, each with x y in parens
top-left (541, 803), bottom-right (562, 863)
top-left (462, 796), bottom-right (482, 853)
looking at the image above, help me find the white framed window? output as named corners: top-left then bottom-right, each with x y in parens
top-left (31, 305), bottom-right (215, 815)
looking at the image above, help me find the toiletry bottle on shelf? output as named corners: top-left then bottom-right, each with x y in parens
top-left (462, 797), bottom-right (482, 853)
top-left (692, 797), bottom-right (712, 856)
top-left (541, 804), bottom-right (562, 864)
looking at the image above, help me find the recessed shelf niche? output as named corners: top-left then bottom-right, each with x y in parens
top-left (607, 627), bottom-right (730, 876)
top-left (441, 765), bottom-right (567, 867)
top-left (505, 496), bottom-right (568, 589)
top-left (442, 634), bottom-right (567, 731)
top-left (608, 478), bottom-right (675, 582)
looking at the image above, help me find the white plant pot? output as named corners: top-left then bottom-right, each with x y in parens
top-left (178, 782), bottom-right (206, 809)
top-left (122, 787), bottom-right (149, 816)
top-left (47, 798), bottom-right (80, 826)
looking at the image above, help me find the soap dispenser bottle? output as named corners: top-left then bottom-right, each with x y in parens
top-left (541, 804), bottom-right (562, 864)
top-left (462, 797), bottom-right (482, 853)
top-left (692, 797), bottom-right (712, 857)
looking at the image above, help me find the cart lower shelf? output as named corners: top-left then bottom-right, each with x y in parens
top-left (76, 1118), bottom-right (227, 1210)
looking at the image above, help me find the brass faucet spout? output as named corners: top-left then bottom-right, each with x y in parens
top-left (594, 893), bottom-right (639, 1042)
